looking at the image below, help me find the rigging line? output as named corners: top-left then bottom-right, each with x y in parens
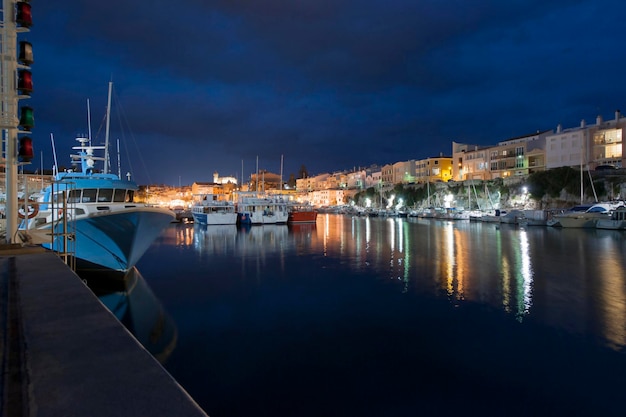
top-left (112, 86), bottom-right (153, 184)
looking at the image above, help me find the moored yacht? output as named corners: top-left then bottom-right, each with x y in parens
top-left (554, 201), bottom-right (624, 228)
top-left (191, 194), bottom-right (237, 225)
top-left (236, 193), bottom-right (289, 225)
top-left (596, 206), bottom-right (626, 230)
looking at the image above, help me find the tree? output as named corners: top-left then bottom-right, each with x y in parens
top-left (298, 165), bottom-right (309, 179)
top-left (288, 173), bottom-right (296, 188)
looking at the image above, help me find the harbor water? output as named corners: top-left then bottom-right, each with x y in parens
top-left (122, 214), bottom-right (626, 416)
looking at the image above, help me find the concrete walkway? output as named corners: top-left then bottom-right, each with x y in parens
top-left (1, 247), bottom-right (208, 417)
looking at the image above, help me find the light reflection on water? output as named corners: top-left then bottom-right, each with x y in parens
top-left (181, 214), bottom-right (626, 351)
top-left (137, 214), bottom-right (626, 416)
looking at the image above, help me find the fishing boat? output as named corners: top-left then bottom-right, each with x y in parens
top-left (287, 202), bottom-right (317, 224)
top-left (18, 80), bottom-right (175, 271)
top-left (19, 136), bottom-right (175, 271)
top-left (190, 194), bottom-right (237, 225)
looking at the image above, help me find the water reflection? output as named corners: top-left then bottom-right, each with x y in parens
top-left (342, 216), bottom-right (625, 349)
top-left (165, 216), bottom-right (626, 351)
top-left (81, 268), bottom-right (178, 363)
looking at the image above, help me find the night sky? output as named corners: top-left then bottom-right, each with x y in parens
top-left (23, 1), bottom-right (626, 185)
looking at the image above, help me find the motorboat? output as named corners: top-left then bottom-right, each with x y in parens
top-left (480, 209), bottom-right (523, 224)
top-left (287, 202), bottom-right (317, 224)
top-left (19, 136), bottom-right (175, 272)
top-left (235, 193), bottom-right (289, 225)
top-left (546, 204), bottom-right (592, 227)
top-left (596, 206), bottom-right (626, 230)
top-left (554, 201), bottom-right (625, 228)
top-left (520, 208), bottom-right (564, 227)
top-left (190, 194), bottom-right (237, 225)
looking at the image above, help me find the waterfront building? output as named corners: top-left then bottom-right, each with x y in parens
top-left (452, 142), bottom-right (490, 181)
top-left (381, 163), bottom-right (394, 190)
top-left (489, 130), bottom-right (551, 179)
top-left (308, 188), bottom-right (349, 206)
top-left (393, 160), bottom-right (416, 184)
top-left (453, 129), bottom-right (550, 182)
top-left (296, 172), bottom-right (330, 192)
top-left (591, 110), bottom-right (625, 169)
top-left (414, 155), bottom-right (453, 184)
top-left (545, 110), bottom-right (625, 170)
top-left (363, 165), bottom-right (382, 189)
top-left (545, 122), bottom-right (589, 170)
top-left (345, 170), bottom-right (366, 189)
top-left (213, 172), bottom-right (237, 185)
top-left (250, 170), bottom-right (282, 192)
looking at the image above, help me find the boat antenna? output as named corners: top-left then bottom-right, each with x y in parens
top-left (104, 80), bottom-right (113, 174)
top-left (280, 154), bottom-right (283, 191)
top-left (87, 98), bottom-right (92, 146)
top-left (50, 133), bottom-right (59, 175)
top-left (40, 151), bottom-right (44, 189)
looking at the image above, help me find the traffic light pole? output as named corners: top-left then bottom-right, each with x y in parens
top-left (1, 0), bottom-right (20, 244)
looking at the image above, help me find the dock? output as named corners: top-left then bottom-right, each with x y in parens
top-left (0, 246), bottom-right (208, 417)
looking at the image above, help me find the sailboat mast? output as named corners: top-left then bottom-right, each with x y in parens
top-left (104, 81), bottom-right (113, 174)
top-left (580, 131), bottom-right (584, 204)
top-left (117, 138), bottom-right (121, 179)
top-left (280, 154), bottom-right (283, 191)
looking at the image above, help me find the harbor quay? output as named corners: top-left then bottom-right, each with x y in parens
top-left (0, 247), bottom-right (208, 417)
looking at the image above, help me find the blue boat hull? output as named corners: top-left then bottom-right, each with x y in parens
top-left (42, 208), bottom-right (175, 272)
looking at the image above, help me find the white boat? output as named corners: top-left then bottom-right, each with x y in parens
top-left (479, 209), bottom-right (524, 224)
top-left (236, 193), bottom-right (288, 225)
top-left (546, 205), bottom-right (592, 227)
top-left (19, 136), bottom-right (175, 272)
top-left (439, 207), bottom-right (470, 220)
top-left (521, 208), bottom-right (565, 226)
top-left (596, 206), bottom-right (626, 230)
top-left (554, 201), bottom-right (625, 228)
top-left (479, 209), bottom-right (504, 223)
top-left (191, 194), bottom-right (237, 225)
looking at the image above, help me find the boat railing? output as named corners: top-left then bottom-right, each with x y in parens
top-left (50, 181), bottom-right (78, 271)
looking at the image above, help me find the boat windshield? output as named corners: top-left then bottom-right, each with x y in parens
top-left (60, 188), bottom-right (134, 204)
top-left (587, 206), bottom-right (609, 213)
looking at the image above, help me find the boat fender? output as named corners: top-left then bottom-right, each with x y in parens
top-left (17, 200), bottom-right (39, 219)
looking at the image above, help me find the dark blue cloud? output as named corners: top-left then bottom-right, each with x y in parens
top-left (22, 0), bottom-right (626, 184)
